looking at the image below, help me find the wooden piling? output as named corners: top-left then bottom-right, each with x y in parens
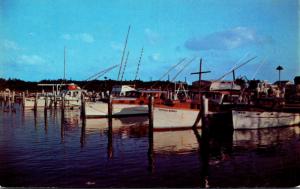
top-left (148, 95), bottom-right (154, 134)
top-left (108, 117), bottom-right (113, 159)
top-left (147, 95), bottom-right (154, 173)
top-left (80, 118), bottom-right (86, 147)
top-left (54, 94), bottom-right (57, 109)
top-left (34, 93), bottom-right (38, 113)
top-left (201, 95), bottom-right (209, 129)
top-left (45, 94), bottom-right (48, 110)
top-left (81, 93), bottom-right (86, 118)
top-left (108, 94), bottom-right (113, 118)
top-left (22, 92), bottom-right (25, 107)
top-left (7, 90), bottom-right (11, 112)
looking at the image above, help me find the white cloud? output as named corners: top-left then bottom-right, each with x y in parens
top-left (144, 28), bottom-right (160, 44)
top-left (185, 27), bottom-right (272, 51)
top-left (17, 54), bottom-right (45, 65)
top-left (62, 34), bottom-right (72, 40)
top-left (61, 33), bottom-right (95, 43)
top-left (78, 33), bottom-right (94, 43)
top-left (2, 40), bottom-right (20, 50)
top-left (148, 53), bottom-right (161, 62)
top-left (110, 41), bottom-right (123, 52)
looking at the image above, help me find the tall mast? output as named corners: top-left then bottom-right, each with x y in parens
top-left (121, 51), bottom-right (130, 82)
top-left (64, 46), bottom-right (66, 82)
top-left (117, 25), bottom-right (131, 81)
top-left (134, 47), bottom-right (144, 81)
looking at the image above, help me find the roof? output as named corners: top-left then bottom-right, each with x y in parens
top-left (273, 80), bottom-right (292, 85)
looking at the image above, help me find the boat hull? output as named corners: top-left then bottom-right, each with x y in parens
top-left (232, 110), bottom-right (300, 129)
top-left (84, 102), bottom-right (148, 118)
top-left (153, 107), bottom-right (201, 130)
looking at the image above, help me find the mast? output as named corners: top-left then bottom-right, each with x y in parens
top-left (134, 47), bottom-right (144, 81)
top-left (190, 58), bottom-right (211, 102)
top-left (64, 46), bottom-right (66, 82)
top-left (120, 51), bottom-right (130, 81)
top-left (117, 25), bottom-right (131, 81)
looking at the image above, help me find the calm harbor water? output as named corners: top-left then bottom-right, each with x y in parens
top-left (1, 103), bottom-right (300, 187)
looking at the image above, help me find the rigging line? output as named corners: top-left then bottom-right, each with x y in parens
top-left (151, 58), bottom-right (186, 88)
top-left (117, 25), bottom-right (131, 81)
top-left (82, 64), bottom-right (119, 89)
top-left (171, 57), bottom-right (196, 82)
top-left (229, 52), bottom-right (251, 73)
top-left (216, 56), bottom-right (257, 81)
top-left (251, 57), bottom-right (267, 80)
top-left (85, 64), bottom-right (119, 81)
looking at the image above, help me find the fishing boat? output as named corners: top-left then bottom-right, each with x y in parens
top-left (84, 85), bottom-right (148, 118)
top-left (23, 83), bottom-right (84, 109)
top-left (232, 108), bottom-right (300, 129)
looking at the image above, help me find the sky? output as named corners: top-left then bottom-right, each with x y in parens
top-left (0, 0), bottom-right (299, 83)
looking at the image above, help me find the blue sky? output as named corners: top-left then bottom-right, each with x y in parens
top-left (0, 0), bottom-right (299, 83)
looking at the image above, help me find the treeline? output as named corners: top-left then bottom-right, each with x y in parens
top-left (0, 78), bottom-right (186, 92)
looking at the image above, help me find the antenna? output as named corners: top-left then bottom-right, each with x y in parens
top-left (120, 51), bottom-right (129, 81)
top-left (117, 25), bottom-right (131, 81)
top-left (134, 47), bottom-right (144, 81)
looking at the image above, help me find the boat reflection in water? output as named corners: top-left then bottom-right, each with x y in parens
top-left (153, 129), bottom-right (201, 154)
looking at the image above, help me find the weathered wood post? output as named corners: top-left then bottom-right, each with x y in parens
top-left (7, 90), bottom-right (11, 112)
top-left (54, 94), bottom-right (57, 109)
top-left (80, 93), bottom-right (86, 119)
top-left (148, 95), bottom-right (154, 173)
top-left (34, 92), bottom-right (38, 112)
top-left (22, 92), bottom-right (25, 108)
top-left (44, 94), bottom-right (48, 117)
top-left (108, 94), bottom-right (113, 119)
top-left (107, 115), bottom-right (113, 159)
top-left (80, 117), bottom-right (86, 147)
top-left (201, 95), bottom-right (209, 128)
top-left (45, 94), bottom-right (48, 109)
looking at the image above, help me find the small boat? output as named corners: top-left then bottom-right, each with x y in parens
top-left (232, 108), bottom-right (300, 129)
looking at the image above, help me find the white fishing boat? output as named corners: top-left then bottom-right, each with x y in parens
top-left (232, 109), bottom-right (300, 129)
top-left (84, 100), bottom-right (148, 118)
top-left (23, 83), bottom-right (84, 109)
top-left (84, 85), bottom-right (149, 118)
top-left (153, 104), bottom-right (201, 130)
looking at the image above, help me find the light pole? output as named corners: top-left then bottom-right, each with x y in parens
top-left (276, 65), bottom-right (283, 86)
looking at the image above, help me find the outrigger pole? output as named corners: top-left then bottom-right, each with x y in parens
top-left (151, 58), bottom-right (186, 88)
top-left (117, 25), bottom-right (131, 81)
top-left (134, 47), bottom-right (144, 81)
top-left (120, 51), bottom-right (130, 81)
top-left (63, 46), bottom-right (66, 84)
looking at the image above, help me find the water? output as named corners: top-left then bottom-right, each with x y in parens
top-left (1, 103), bottom-right (300, 187)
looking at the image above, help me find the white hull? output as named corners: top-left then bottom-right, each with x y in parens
top-left (23, 97), bottom-right (81, 108)
top-left (232, 110), bottom-right (300, 129)
top-left (153, 107), bottom-right (201, 130)
top-left (84, 102), bottom-right (148, 118)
